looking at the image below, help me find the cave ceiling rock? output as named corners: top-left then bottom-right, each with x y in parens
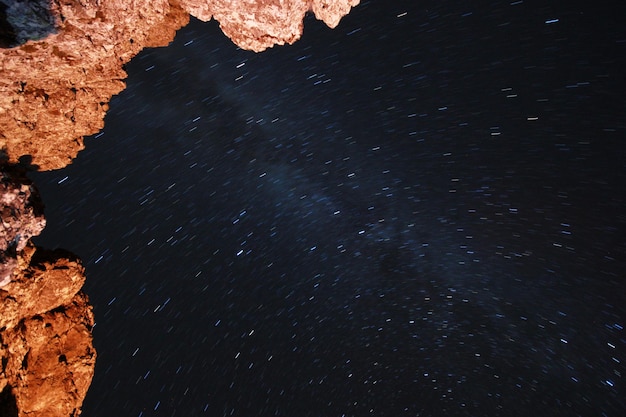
top-left (0, 0), bottom-right (359, 171)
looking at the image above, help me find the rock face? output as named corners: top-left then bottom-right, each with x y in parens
top-left (0, 167), bottom-right (46, 287)
top-left (0, 0), bottom-right (359, 171)
top-left (183, 0), bottom-right (360, 51)
top-left (0, 167), bottom-right (95, 417)
top-left (0, 0), bottom-right (358, 416)
top-left (0, 292), bottom-right (95, 417)
top-left (0, 0), bottom-right (191, 171)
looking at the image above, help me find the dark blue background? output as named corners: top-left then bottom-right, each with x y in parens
top-left (33, 1), bottom-right (625, 415)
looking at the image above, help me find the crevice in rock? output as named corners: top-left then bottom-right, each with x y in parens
top-left (0, 384), bottom-right (18, 417)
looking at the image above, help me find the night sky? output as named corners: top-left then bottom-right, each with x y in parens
top-left (32, 1), bottom-right (625, 416)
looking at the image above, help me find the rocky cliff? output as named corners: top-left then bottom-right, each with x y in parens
top-left (0, 167), bottom-right (95, 417)
top-left (0, 0), bottom-right (359, 171)
top-left (0, 0), bottom-right (358, 416)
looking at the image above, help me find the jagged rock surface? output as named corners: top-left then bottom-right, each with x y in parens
top-left (0, 167), bottom-right (95, 417)
top-left (0, 168), bottom-right (46, 287)
top-left (0, 0), bottom-right (190, 171)
top-left (0, 292), bottom-right (95, 417)
top-left (0, 243), bottom-right (87, 331)
top-left (182, 0), bottom-right (360, 52)
top-left (0, 0), bottom-right (358, 171)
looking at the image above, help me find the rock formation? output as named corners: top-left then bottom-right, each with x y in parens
top-left (0, 0), bottom-right (358, 415)
top-left (0, 167), bottom-right (95, 417)
top-left (0, 0), bottom-right (359, 171)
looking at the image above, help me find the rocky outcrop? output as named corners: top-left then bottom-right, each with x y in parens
top-left (183, 0), bottom-right (360, 51)
top-left (0, 292), bottom-right (95, 417)
top-left (0, 167), bottom-right (95, 417)
top-left (0, 0), bottom-right (191, 171)
top-left (0, 167), bottom-right (46, 287)
top-left (0, 1), bottom-right (358, 416)
top-left (0, 0), bottom-right (359, 171)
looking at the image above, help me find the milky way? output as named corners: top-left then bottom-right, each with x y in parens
top-left (32, 1), bottom-right (625, 416)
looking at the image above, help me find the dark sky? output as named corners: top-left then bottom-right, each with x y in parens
top-left (32, 0), bottom-right (626, 416)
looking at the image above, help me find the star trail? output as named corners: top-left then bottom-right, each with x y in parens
top-left (32, 1), bottom-right (625, 416)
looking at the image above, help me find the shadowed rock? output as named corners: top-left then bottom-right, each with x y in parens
top-left (0, 0), bottom-right (57, 48)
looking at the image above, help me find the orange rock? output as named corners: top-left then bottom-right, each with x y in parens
top-left (0, 167), bottom-right (94, 417)
top-left (0, 292), bottom-right (96, 417)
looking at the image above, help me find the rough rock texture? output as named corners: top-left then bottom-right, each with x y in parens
top-left (0, 1), bottom-right (357, 416)
top-left (0, 168), bottom-right (46, 287)
top-left (0, 0), bottom-right (358, 171)
top-left (0, 292), bottom-right (95, 417)
top-left (0, 243), bottom-right (87, 331)
top-left (0, 167), bottom-right (95, 417)
top-left (182, 0), bottom-right (360, 52)
top-left (0, 0), bottom-right (190, 171)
